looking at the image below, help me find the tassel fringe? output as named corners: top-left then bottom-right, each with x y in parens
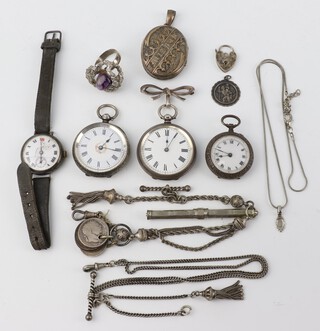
top-left (197, 281), bottom-right (244, 301)
top-left (215, 281), bottom-right (244, 300)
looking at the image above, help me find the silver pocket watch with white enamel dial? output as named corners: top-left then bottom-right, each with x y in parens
top-left (73, 104), bottom-right (129, 177)
top-left (137, 85), bottom-right (196, 180)
top-left (137, 106), bottom-right (196, 180)
top-left (205, 115), bottom-right (254, 179)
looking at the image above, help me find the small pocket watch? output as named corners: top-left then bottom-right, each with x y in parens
top-left (205, 115), bottom-right (254, 179)
top-left (137, 85), bottom-right (196, 180)
top-left (73, 104), bottom-right (129, 177)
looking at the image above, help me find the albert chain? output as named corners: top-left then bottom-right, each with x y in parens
top-left (72, 192), bottom-right (257, 253)
top-left (69, 185), bottom-right (258, 253)
top-left (68, 184), bottom-right (247, 209)
top-left (83, 254), bottom-right (268, 320)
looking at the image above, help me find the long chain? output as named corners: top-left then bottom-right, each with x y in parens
top-left (256, 59), bottom-right (308, 232)
top-left (84, 254), bottom-right (268, 320)
top-left (68, 185), bottom-right (240, 209)
top-left (72, 193), bottom-right (256, 254)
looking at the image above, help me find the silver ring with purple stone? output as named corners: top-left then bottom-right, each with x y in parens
top-left (86, 49), bottom-right (124, 92)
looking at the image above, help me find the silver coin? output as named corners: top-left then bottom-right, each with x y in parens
top-left (75, 218), bottom-right (109, 251)
top-left (80, 246), bottom-right (106, 257)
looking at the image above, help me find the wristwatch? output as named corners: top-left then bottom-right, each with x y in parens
top-left (17, 31), bottom-right (66, 250)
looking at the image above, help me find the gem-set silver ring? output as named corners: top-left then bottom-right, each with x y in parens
top-left (86, 49), bottom-right (124, 92)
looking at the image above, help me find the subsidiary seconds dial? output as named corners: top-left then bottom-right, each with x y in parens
top-left (72, 104), bottom-right (129, 177)
top-left (137, 123), bottom-right (196, 180)
top-left (205, 115), bottom-right (254, 179)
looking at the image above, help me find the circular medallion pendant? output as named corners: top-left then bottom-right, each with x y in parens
top-left (211, 75), bottom-right (241, 106)
top-left (75, 218), bottom-right (109, 255)
top-left (141, 10), bottom-right (188, 80)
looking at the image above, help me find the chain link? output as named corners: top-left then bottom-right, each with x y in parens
top-left (68, 185), bottom-right (246, 209)
top-left (256, 59), bottom-right (308, 231)
top-left (85, 255), bottom-right (267, 319)
top-left (119, 193), bottom-right (231, 205)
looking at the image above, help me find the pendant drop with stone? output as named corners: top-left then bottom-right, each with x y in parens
top-left (276, 207), bottom-right (285, 232)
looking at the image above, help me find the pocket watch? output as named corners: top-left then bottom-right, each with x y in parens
top-left (205, 115), bottom-right (254, 179)
top-left (137, 85), bottom-right (196, 180)
top-left (73, 104), bottom-right (129, 177)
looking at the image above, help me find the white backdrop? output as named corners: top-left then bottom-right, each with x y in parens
top-left (1, 0), bottom-right (320, 330)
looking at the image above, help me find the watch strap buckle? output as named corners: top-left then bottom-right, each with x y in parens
top-left (42, 31), bottom-right (62, 51)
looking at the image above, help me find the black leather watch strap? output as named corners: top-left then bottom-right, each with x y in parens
top-left (34, 31), bottom-right (61, 134)
top-left (17, 163), bottom-right (51, 250)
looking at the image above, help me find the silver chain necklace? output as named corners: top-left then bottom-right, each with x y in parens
top-left (256, 59), bottom-right (308, 231)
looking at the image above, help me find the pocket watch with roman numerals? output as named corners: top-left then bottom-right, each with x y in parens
top-left (73, 104), bottom-right (129, 177)
top-left (137, 116), bottom-right (196, 180)
top-left (205, 115), bottom-right (254, 179)
top-left (137, 85), bottom-right (196, 180)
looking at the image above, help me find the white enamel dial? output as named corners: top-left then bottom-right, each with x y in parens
top-left (137, 123), bottom-right (196, 179)
top-left (73, 123), bottom-right (129, 177)
top-left (210, 135), bottom-right (250, 173)
top-left (206, 132), bottom-right (254, 179)
top-left (21, 134), bottom-right (62, 173)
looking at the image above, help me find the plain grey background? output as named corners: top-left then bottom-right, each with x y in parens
top-left (1, 0), bottom-right (319, 330)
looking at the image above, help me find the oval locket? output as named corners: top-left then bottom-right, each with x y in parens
top-left (141, 10), bottom-right (188, 80)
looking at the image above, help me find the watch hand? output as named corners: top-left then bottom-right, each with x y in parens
top-left (98, 133), bottom-right (115, 150)
top-left (215, 148), bottom-right (232, 157)
top-left (215, 148), bottom-right (228, 155)
top-left (104, 147), bottom-right (121, 151)
top-left (164, 133), bottom-right (178, 152)
top-left (105, 133), bottom-right (114, 144)
top-left (164, 135), bottom-right (169, 151)
top-left (39, 141), bottom-right (44, 163)
top-left (217, 154), bottom-right (233, 158)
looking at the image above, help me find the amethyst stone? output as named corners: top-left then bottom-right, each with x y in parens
top-left (95, 73), bottom-right (112, 90)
